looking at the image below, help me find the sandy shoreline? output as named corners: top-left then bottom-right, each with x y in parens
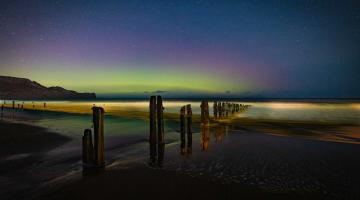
top-left (0, 120), bottom-right (71, 158)
top-left (36, 165), bottom-right (318, 200)
top-left (1, 109), bottom-right (360, 200)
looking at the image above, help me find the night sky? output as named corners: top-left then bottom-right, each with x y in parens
top-left (0, 0), bottom-right (359, 98)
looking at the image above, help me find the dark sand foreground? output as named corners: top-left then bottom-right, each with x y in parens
top-left (1, 116), bottom-right (360, 200)
top-left (0, 120), bottom-right (71, 200)
top-left (37, 166), bottom-right (319, 200)
top-left (0, 120), bottom-right (70, 157)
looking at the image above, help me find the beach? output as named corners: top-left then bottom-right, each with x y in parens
top-left (0, 100), bottom-right (359, 200)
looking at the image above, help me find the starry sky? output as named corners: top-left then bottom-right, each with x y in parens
top-left (0, 0), bottom-right (359, 98)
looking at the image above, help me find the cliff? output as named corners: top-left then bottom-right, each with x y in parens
top-left (0, 76), bottom-right (96, 100)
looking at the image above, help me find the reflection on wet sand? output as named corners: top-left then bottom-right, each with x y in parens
top-left (200, 125), bottom-right (210, 151)
top-left (200, 124), bottom-right (229, 150)
top-left (215, 126), bottom-right (224, 143)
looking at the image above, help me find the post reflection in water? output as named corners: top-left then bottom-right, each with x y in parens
top-left (200, 125), bottom-right (228, 151)
top-left (200, 125), bottom-right (210, 151)
top-left (215, 126), bottom-right (224, 143)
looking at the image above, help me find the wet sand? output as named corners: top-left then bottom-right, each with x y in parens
top-left (34, 129), bottom-right (360, 200)
top-left (36, 165), bottom-right (314, 200)
top-left (0, 120), bottom-right (70, 157)
top-left (0, 120), bottom-right (72, 200)
top-left (1, 103), bottom-right (360, 200)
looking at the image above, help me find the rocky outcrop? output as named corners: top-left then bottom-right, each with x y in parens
top-left (0, 76), bottom-right (96, 100)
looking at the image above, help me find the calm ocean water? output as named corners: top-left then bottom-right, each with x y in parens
top-left (3, 99), bottom-right (360, 130)
top-left (1, 99), bottom-right (360, 138)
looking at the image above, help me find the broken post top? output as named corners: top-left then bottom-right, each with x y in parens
top-left (92, 106), bottom-right (105, 113)
top-left (150, 96), bottom-right (156, 103)
top-left (84, 129), bottom-right (92, 136)
top-left (186, 104), bottom-right (192, 116)
top-left (180, 106), bottom-right (186, 115)
top-left (157, 96), bottom-right (164, 110)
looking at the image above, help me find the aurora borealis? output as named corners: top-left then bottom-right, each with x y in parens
top-left (0, 0), bottom-right (359, 98)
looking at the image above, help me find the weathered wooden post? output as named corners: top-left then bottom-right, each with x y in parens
top-left (224, 102), bottom-right (228, 117)
top-left (186, 104), bottom-right (192, 154)
top-left (149, 96), bottom-right (157, 162)
top-left (44, 103), bottom-right (46, 108)
top-left (201, 101), bottom-right (210, 124)
top-left (213, 101), bottom-right (218, 119)
top-left (12, 101), bottom-right (15, 109)
top-left (200, 101), bottom-right (205, 123)
top-left (157, 96), bottom-right (164, 145)
top-left (92, 106), bottom-right (105, 166)
top-left (1, 104), bottom-right (3, 118)
top-left (82, 129), bottom-right (94, 165)
top-left (180, 106), bottom-right (186, 155)
top-left (205, 101), bottom-right (209, 122)
top-left (157, 96), bottom-right (164, 164)
top-left (218, 102), bottom-right (222, 118)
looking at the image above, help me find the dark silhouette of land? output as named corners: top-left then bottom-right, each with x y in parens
top-left (0, 76), bottom-right (96, 100)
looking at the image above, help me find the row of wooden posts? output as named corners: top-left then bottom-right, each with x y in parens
top-left (213, 101), bottom-right (249, 118)
top-left (1, 100), bottom-right (47, 110)
top-left (81, 97), bottom-right (250, 169)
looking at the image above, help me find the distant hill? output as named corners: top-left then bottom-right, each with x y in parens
top-left (0, 76), bottom-right (96, 100)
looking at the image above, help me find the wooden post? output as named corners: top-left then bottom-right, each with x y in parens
top-left (1, 104), bottom-right (3, 118)
top-left (149, 96), bottom-right (157, 162)
top-left (205, 101), bottom-right (209, 123)
top-left (12, 101), bottom-right (15, 109)
top-left (82, 129), bottom-right (94, 164)
top-left (180, 106), bottom-right (186, 155)
top-left (156, 96), bottom-right (165, 165)
top-left (186, 104), bottom-right (192, 155)
top-left (157, 96), bottom-right (164, 145)
top-left (200, 101), bottom-right (204, 123)
top-left (92, 106), bottom-right (105, 166)
top-left (213, 101), bottom-right (218, 119)
top-left (218, 102), bottom-right (222, 118)
top-left (201, 101), bottom-right (209, 124)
